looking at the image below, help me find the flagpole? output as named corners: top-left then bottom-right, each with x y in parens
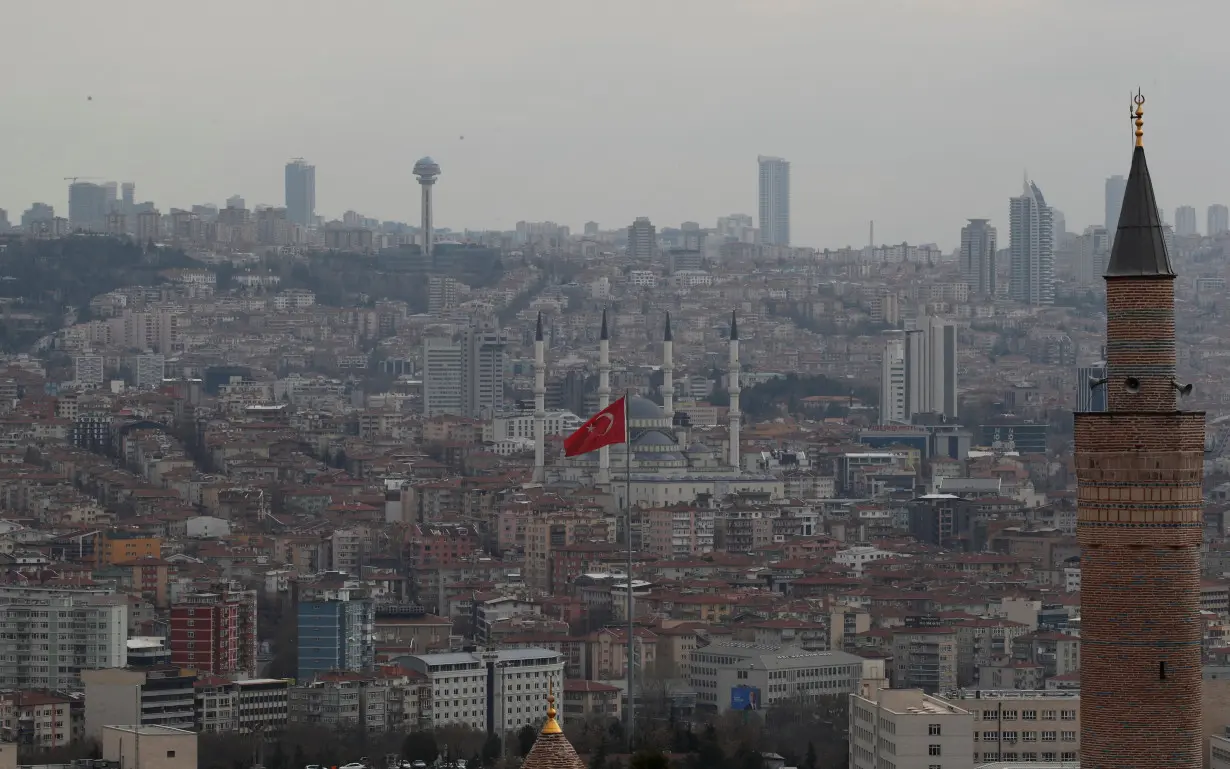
top-left (625, 390), bottom-right (635, 750)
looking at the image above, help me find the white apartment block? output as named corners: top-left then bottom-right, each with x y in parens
top-left (0, 596), bottom-right (126, 690)
top-left (133, 354), bottom-right (165, 389)
top-left (688, 642), bottom-right (864, 712)
top-left (74, 355), bottom-right (105, 386)
top-left (271, 289), bottom-right (316, 311)
top-left (938, 690), bottom-right (1079, 765)
top-left (850, 686), bottom-right (974, 769)
top-left (484, 410), bottom-right (582, 442)
top-left (396, 648), bottom-right (564, 734)
top-left (289, 674), bottom-right (387, 731)
top-left (629, 270), bottom-right (657, 288)
top-left (422, 337), bottom-right (464, 417)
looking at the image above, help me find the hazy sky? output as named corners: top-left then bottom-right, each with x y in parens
top-left (2, 0), bottom-right (1225, 249)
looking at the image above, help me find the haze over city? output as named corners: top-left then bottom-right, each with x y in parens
top-left (4, 0), bottom-right (1229, 247)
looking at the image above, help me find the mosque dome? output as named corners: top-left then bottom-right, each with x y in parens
top-left (687, 442), bottom-right (712, 454)
top-left (627, 396), bottom-right (664, 420)
top-left (633, 430), bottom-right (676, 448)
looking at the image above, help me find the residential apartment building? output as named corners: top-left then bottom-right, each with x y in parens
top-left (891, 625), bottom-right (958, 692)
top-left (938, 689), bottom-right (1079, 764)
top-left (1009, 179), bottom-right (1054, 305)
top-left (74, 355), bottom-right (105, 386)
top-left (296, 595), bottom-right (375, 680)
top-left (169, 583), bottom-right (257, 678)
top-left (0, 690), bottom-right (76, 748)
top-left (561, 680), bottom-right (621, 722)
top-left (959, 218), bottom-right (997, 297)
top-left (195, 677), bottom-right (290, 735)
top-left (688, 642), bottom-right (864, 713)
top-left (524, 514), bottom-right (611, 593)
top-left (396, 647), bottom-right (565, 734)
top-left (422, 338), bottom-right (464, 417)
top-left (82, 665), bottom-right (197, 740)
top-left (0, 596), bottom-right (127, 691)
top-left (628, 217), bottom-right (656, 260)
top-left (849, 687), bottom-right (974, 769)
top-left (644, 506), bottom-right (715, 559)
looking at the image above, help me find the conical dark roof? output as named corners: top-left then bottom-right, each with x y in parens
top-left (1105, 145), bottom-right (1174, 278)
top-left (521, 693), bottom-right (585, 769)
top-left (730, 311), bottom-right (738, 341)
top-left (664, 311), bottom-right (672, 342)
top-left (535, 311), bottom-right (544, 341)
top-left (600, 308), bottom-right (608, 341)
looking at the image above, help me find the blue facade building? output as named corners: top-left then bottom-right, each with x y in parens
top-left (297, 597), bottom-right (374, 681)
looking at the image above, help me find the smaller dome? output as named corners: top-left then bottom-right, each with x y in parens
top-left (633, 430), bottom-right (675, 447)
top-left (687, 442), bottom-right (712, 454)
top-left (417, 155), bottom-right (436, 165)
top-left (627, 396), bottom-right (664, 420)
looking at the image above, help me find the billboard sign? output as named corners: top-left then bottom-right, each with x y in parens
top-left (731, 685), bottom-right (760, 711)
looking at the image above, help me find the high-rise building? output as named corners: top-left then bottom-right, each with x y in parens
top-left (1105, 174), bottom-right (1127, 236)
top-left (135, 210), bottom-right (161, 242)
top-left (0, 596), bottom-right (127, 691)
top-left (134, 354), bottom-right (165, 389)
top-left (225, 194), bottom-right (245, 210)
top-left (422, 337), bottom-right (464, 417)
top-left (297, 595), bottom-right (374, 681)
top-left (959, 219), bottom-right (997, 297)
top-left (758, 155), bottom-right (790, 246)
top-left (1209, 204), bottom-right (1229, 237)
top-left (121, 182), bottom-right (135, 214)
top-left (68, 182), bottom-right (107, 231)
top-left (1009, 179), bottom-right (1054, 305)
top-left (1175, 205), bottom-right (1198, 237)
top-left (1076, 98), bottom-right (1204, 769)
top-left (461, 321), bottom-right (507, 419)
top-left (1076, 361), bottom-right (1108, 413)
top-left (880, 335), bottom-right (907, 424)
top-left (627, 216), bottom-right (656, 260)
top-left (901, 315), bottom-right (958, 421)
top-left (413, 156), bottom-right (440, 260)
top-left (284, 158), bottom-right (316, 227)
top-left (101, 181), bottom-right (118, 213)
top-left (168, 583), bottom-right (257, 678)
top-left (1076, 226), bottom-right (1111, 286)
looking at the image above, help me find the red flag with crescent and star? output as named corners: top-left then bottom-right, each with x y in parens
top-left (563, 395), bottom-right (628, 457)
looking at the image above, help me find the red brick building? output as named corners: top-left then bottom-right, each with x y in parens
top-left (406, 523), bottom-right (478, 568)
top-left (1075, 97), bottom-right (1204, 769)
top-left (169, 582), bottom-right (258, 678)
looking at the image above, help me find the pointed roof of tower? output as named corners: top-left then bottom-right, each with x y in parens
top-left (664, 311), bottom-right (672, 342)
top-left (600, 308), bottom-right (608, 341)
top-left (1105, 93), bottom-right (1175, 278)
top-left (535, 311), bottom-right (544, 342)
top-left (730, 311), bottom-right (738, 341)
top-left (521, 687), bottom-right (585, 769)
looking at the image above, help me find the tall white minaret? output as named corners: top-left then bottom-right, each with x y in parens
top-left (533, 311), bottom-right (546, 483)
top-left (662, 312), bottom-right (674, 424)
top-left (597, 309), bottom-right (611, 485)
top-left (728, 311), bottom-right (741, 470)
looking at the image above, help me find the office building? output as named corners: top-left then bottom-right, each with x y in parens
top-left (1075, 225), bottom-right (1111, 286)
top-left (284, 158), bottom-right (316, 227)
top-left (225, 194), bottom-right (245, 210)
top-left (134, 354), bottom-right (165, 389)
top-left (121, 182), bottom-right (135, 214)
top-left (0, 596), bottom-right (126, 691)
top-left (758, 155), bottom-right (790, 246)
top-left (1105, 175), bottom-right (1127, 237)
top-left (1211, 204), bottom-right (1230, 237)
top-left (1175, 205), bottom-right (1198, 237)
top-left (75, 355), bottom-right (105, 386)
top-left (289, 673), bottom-right (388, 731)
top-left (101, 181), bottom-right (118, 213)
top-left (461, 321), bottom-right (508, 419)
top-left (83, 666), bottom-right (198, 739)
top-left (960, 218), bottom-right (997, 297)
top-left (1075, 362), bottom-right (1107, 413)
top-left (937, 689), bottom-right (1080, 764)
top-left (421, 337), bottom-right (464, 417)
top-left (880, 335), bottom-right (907, 424)
top-left (688, 641), bottom-right (864, 713)
top-left (68, 181), bottom-right (107, 232)
top-left (196, 677), bottom-right (290, 734)
top-left (136, 210), bottom-right (161, 242)
top-left (1009, 179), bottom-right (1054, 305)
top-left (903, 315), bottom-right (958, 421)
top-left (849, 687), bottom-right (974, 769)
top-left (413, 156), bottom-right (441, 260)
top-left (1075, 97), bottom-right (1205, 768)
top-left (297, 596), bottom-right (374, 680)
top-left (396, 647), bottom-right (565, 733)
top-left (627, 216), bottom-right (656, 260)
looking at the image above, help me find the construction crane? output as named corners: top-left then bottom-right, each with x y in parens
top-left (62, 176), bottom-right (105, 185)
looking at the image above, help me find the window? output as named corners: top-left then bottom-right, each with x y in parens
top-left (928, 745), bottom-right (941, 757)
top-left (1042, 731), bottom-right (1057, 742)
top-left (928, 724), bottom-right (941, 736)
top-left (1060, 710), bottom-right (1076, 720)
top-left (1062, 753), bottom-right (1077, 762)
top-left (1022, 710), bottom-right (1037, 720)
top-left (1041, 710), bottom-right (1056, 720)
top-left (1061, 731), bottom-right (1076, 741)
top-left (167, 752), bottom-right (176, 759)
top-left (1001, 709), bottom-right (1017, 720)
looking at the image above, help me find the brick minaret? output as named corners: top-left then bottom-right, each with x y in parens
top-left (1077, 93), bottom-right (1205, 769)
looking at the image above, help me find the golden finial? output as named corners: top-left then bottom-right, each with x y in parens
top-left (542, 679), bottom-right (562, 734)
top-left (1134, 89), bottom-right (1146, 147)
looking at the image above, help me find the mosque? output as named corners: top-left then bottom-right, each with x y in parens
top-left (532, 310), bottom-right (784, 507)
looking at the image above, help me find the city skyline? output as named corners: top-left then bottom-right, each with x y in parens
top-left (5, 0), bottom-right (1230, 249)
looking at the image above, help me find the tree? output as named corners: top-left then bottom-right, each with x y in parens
top-left (629, 748), bottom-right (670, 769)
top-left (517, 724), bottom-right (538, 757)
top-left (589, 735), bottom-right (609, 769)
top-left (481, 733), bottom-right (502, 767)
top-left (802, 742), bottom-right (817, 769)
top-left (402, 731), bottom-right (439, 764)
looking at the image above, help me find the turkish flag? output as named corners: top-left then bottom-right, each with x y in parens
top-left (564, 396), bottom-right (628, 457)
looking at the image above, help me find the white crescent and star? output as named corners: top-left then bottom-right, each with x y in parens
top-left (587, 412), bottom-right (615, 437)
